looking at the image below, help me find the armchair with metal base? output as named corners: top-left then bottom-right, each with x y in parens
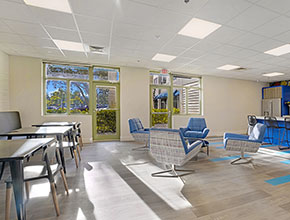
top-left (223, 123), bottom-right (266, 165)
top-left (5, 143), bottom-right (69, 220)
top-left (150, 128), bottom-right (202, 178)
top-left (128, 118), bottom-right (150, 151)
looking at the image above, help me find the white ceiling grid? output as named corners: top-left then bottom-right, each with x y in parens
top-left (0, 0), bottom-right (290, 81)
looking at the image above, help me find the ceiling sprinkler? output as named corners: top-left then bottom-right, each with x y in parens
top-left (184, 0), bottom-right (190, 3)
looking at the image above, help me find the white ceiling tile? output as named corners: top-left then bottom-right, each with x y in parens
top-left (70, 0), bottom-right (114, 20)
top-left (0, 1), bottom-right (37, 23)
top-left (256, 0), bottom-right (290, 14)
top-left (75, 15), bottom-right (111, 35)
top-left (227, 48), bottom-right (259, 59)
top-left (0, 19), bottom-right (12, 33)
top-left (3, 19), bottom-right (48, 38)
top-left (63, 50), bottom-right (87, 58)
top-left (81, 32), bottom-right (109, 47)
top-left (0, 32), bottom-right (26, 44)
top-left (228, 32), bottom-right (267, 48)
top-left (166, 35), bottom-right (200, 49)
top-left (195, 0), bottom-right (251, 24)
top-left (227, 5), bottom-right (279, 31)
top-left (252, 16), bottom-right (290, 38)
top-left (111, 36), bottom-right (142, 50)
top-left (205, 26), bottom-right (245, 43)
top-left (159, 0), bottom-right (208, 15)
top-left (250, 38), bottom-right (285, 52)
top-left (45, 26), bottom-right (80, 42)
top-left (180, 49), bottom-right (206, 59)
top-left (30, 7), bottom-right (76, 30)
top-left (115, 0), bottom-right (192, 33)
top-left (21, 35), bottom-right (55, 48)
top-left (159, 46), bottom-right (186, 57)
top-left (213, 44), bottom-right (242, 56)
top-left (273, 30), bottom-right (290, 43)
top-left (190, 39), bottom-right (221, 52)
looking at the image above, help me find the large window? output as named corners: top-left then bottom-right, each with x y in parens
top-left (45, 64), bottom-right (90, 114)
top-left (173, 75), bottom-right (201, 115)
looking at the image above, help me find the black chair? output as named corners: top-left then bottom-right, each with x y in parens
top-left (281, 117), bottom-right (290, 150)
top-left (76, 122), bottom-right (84, 150)
top-left (5, 143), bottom-right (69, 219)
top-left (247, 115), bottom-right (257, 135)
top-left (264, 116), bottom-right (283, 147)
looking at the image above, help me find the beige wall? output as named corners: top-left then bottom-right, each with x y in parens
top-left (120, 66), bottom-right (149, 141)
top-left (0, 50), bottom-right (9, 110)
top-left (9, 56), bottom-right (92, 143)
top-left (173, 75), bottom-right (267, 136)
top-left (9, 55), bottom-right (266, 141)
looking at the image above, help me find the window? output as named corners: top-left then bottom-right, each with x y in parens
top-left (93, 67), bottom-right (119, 82)
top-left (173, 75), bottom-right (201, 115)
top-left (45, 63), bottom-right (90, 114)
top-left (150, 72), bottom-right (170, 85)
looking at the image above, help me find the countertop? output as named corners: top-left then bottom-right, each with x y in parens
top-left (256, 116), bottom-right (290, 121)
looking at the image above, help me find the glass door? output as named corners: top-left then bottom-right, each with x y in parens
top-left (93, 83), bottom-right (120, 140)
top-left (150, 86), bottom-right (172, 128)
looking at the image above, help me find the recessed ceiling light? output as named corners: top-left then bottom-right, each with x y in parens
top-left (217, 64), bottom-right (240, 70)
top-left (264, 44), bottom-right (290, 56)
top-left (152, 53), bottom-right (176, 62)
top-left (178, 18), bottom-right (221, 39)
top-left (53, 39), bottom-right (86, 52)
top-left (262, 72), bottom-right (285, 77)
top-left (23, 0), bottom-right (72, 13)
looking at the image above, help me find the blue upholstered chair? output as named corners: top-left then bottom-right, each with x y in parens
top-left (224, 123), bottom-right (266, 165)
top-left (150, 128), bottom-right (202, 178)
top-left (180, 118), bottom-right (210, 140)
top-left (128, 118), bottom-right (150, 150)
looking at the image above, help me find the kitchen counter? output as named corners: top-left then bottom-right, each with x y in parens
top-left (256, 116), bottom-right (290, 121)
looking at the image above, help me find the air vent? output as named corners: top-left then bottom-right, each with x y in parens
top-left (89, 45), bottom-right (105, 54)
top-left (235, 67), bottom-right (247, 71)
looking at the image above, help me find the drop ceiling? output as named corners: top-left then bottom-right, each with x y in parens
top-left (1, 0), bottom-right (290, 82)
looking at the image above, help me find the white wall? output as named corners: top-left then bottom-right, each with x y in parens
top-left (9, 56), bottom-right (92, 143)
top-left (173, 75), bottom-right (267, 136)
top-left (0, 50), bottom-right (9, 110)
top-left (120, 66), bottom-right (149, 141)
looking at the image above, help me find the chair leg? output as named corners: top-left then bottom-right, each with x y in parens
top-left (79, 136), bottom-right (83, 150)
top-left (50, 182), bottom-right (60, 216)
top-left (132, 145), bottom-right (149, 151)
top-left (25, 182), bottom-right (30, 200)
top-left (76, 145), bottom-right (81, 161)
top-left (151, 165), bottom-right (194, 178)
top-left (73, 149), bottom-right (79, 168)
top-left (60, 169), bottom-right (69, 195)
top-left (230, 149), bottom-right (252, 165)
top-left (5, 182), bottom-right (12, 220)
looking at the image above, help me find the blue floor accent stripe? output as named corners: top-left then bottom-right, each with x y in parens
top-left (277, 150), bottom-right (290, 155)
top-left (216, 146), bottom-right (224, 149)
top-left (260, 144), bottom-right (278, 148)
top-left (265, 175), bottom-right (290, 186)
top-left (210, 154), bottom-right (249, 162)
top-left (209, 142), bottom-right (223, 146)
top-left (280, 160), bottom-right (290, 164)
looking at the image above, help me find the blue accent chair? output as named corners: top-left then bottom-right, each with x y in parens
top-left (128, 118), bottom-right (150, 150)
top-left (180, 118), bottom-right (210, 154)
top-left (223, 123), bottom-right (266, 164)
top-left (150, 128), bottom-right (202, 178)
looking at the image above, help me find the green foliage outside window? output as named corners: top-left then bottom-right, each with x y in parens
top-left (96, 110), bottom-right (116, 134)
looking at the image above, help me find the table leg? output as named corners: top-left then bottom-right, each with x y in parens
top-left (57, 135), bottom-right (66, 173)
top-left (9, 160), bottom-right (25, 220)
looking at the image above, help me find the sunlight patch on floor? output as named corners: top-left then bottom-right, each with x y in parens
top-left (121, 157), bottom-right (192, 211)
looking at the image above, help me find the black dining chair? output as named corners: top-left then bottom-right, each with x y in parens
top-left (5, 143), bottom-right (69, 220)
top-left (281, 117), bottom-right (290, 150)
top-left (264, 116), bottom-right (284, 146)
top-left (76, 122), bottom-right (84, 151)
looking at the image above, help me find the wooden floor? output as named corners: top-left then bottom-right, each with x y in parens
top-left (2, 140), bottom-right (290, 219)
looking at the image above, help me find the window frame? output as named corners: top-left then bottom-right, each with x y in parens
top-left (43, 62), bottom-right (120, 116)
top-left (172, 75), bottom-right (202, 115)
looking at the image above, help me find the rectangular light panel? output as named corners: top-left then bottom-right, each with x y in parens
top-left (217, 64), bottom-right (240, 70)
top-left (178, 18), bottom-right (221, 39)
top-left (264, 44), bottom-right (290, 56)
top-left (262, 72), bottom-right (285, 77)
top-left (24, 0), bottom-right (72, 13)
top-left (53, 39), bottom-right (86, 52)
top-left (152, 53), bottom-right (176, 62)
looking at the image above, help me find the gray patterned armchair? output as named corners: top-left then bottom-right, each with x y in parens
top-left (150, 128), bottom-right (202, 178)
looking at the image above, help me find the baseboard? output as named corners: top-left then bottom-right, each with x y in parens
top-left (120, 136), bottom-right (134, 142)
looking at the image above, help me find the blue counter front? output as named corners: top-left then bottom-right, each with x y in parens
top-left (257, 116), bottom-right (290, 147)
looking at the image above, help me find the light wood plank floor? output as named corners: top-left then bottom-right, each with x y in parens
top-left (1, 140), bottom-right (290, 220)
